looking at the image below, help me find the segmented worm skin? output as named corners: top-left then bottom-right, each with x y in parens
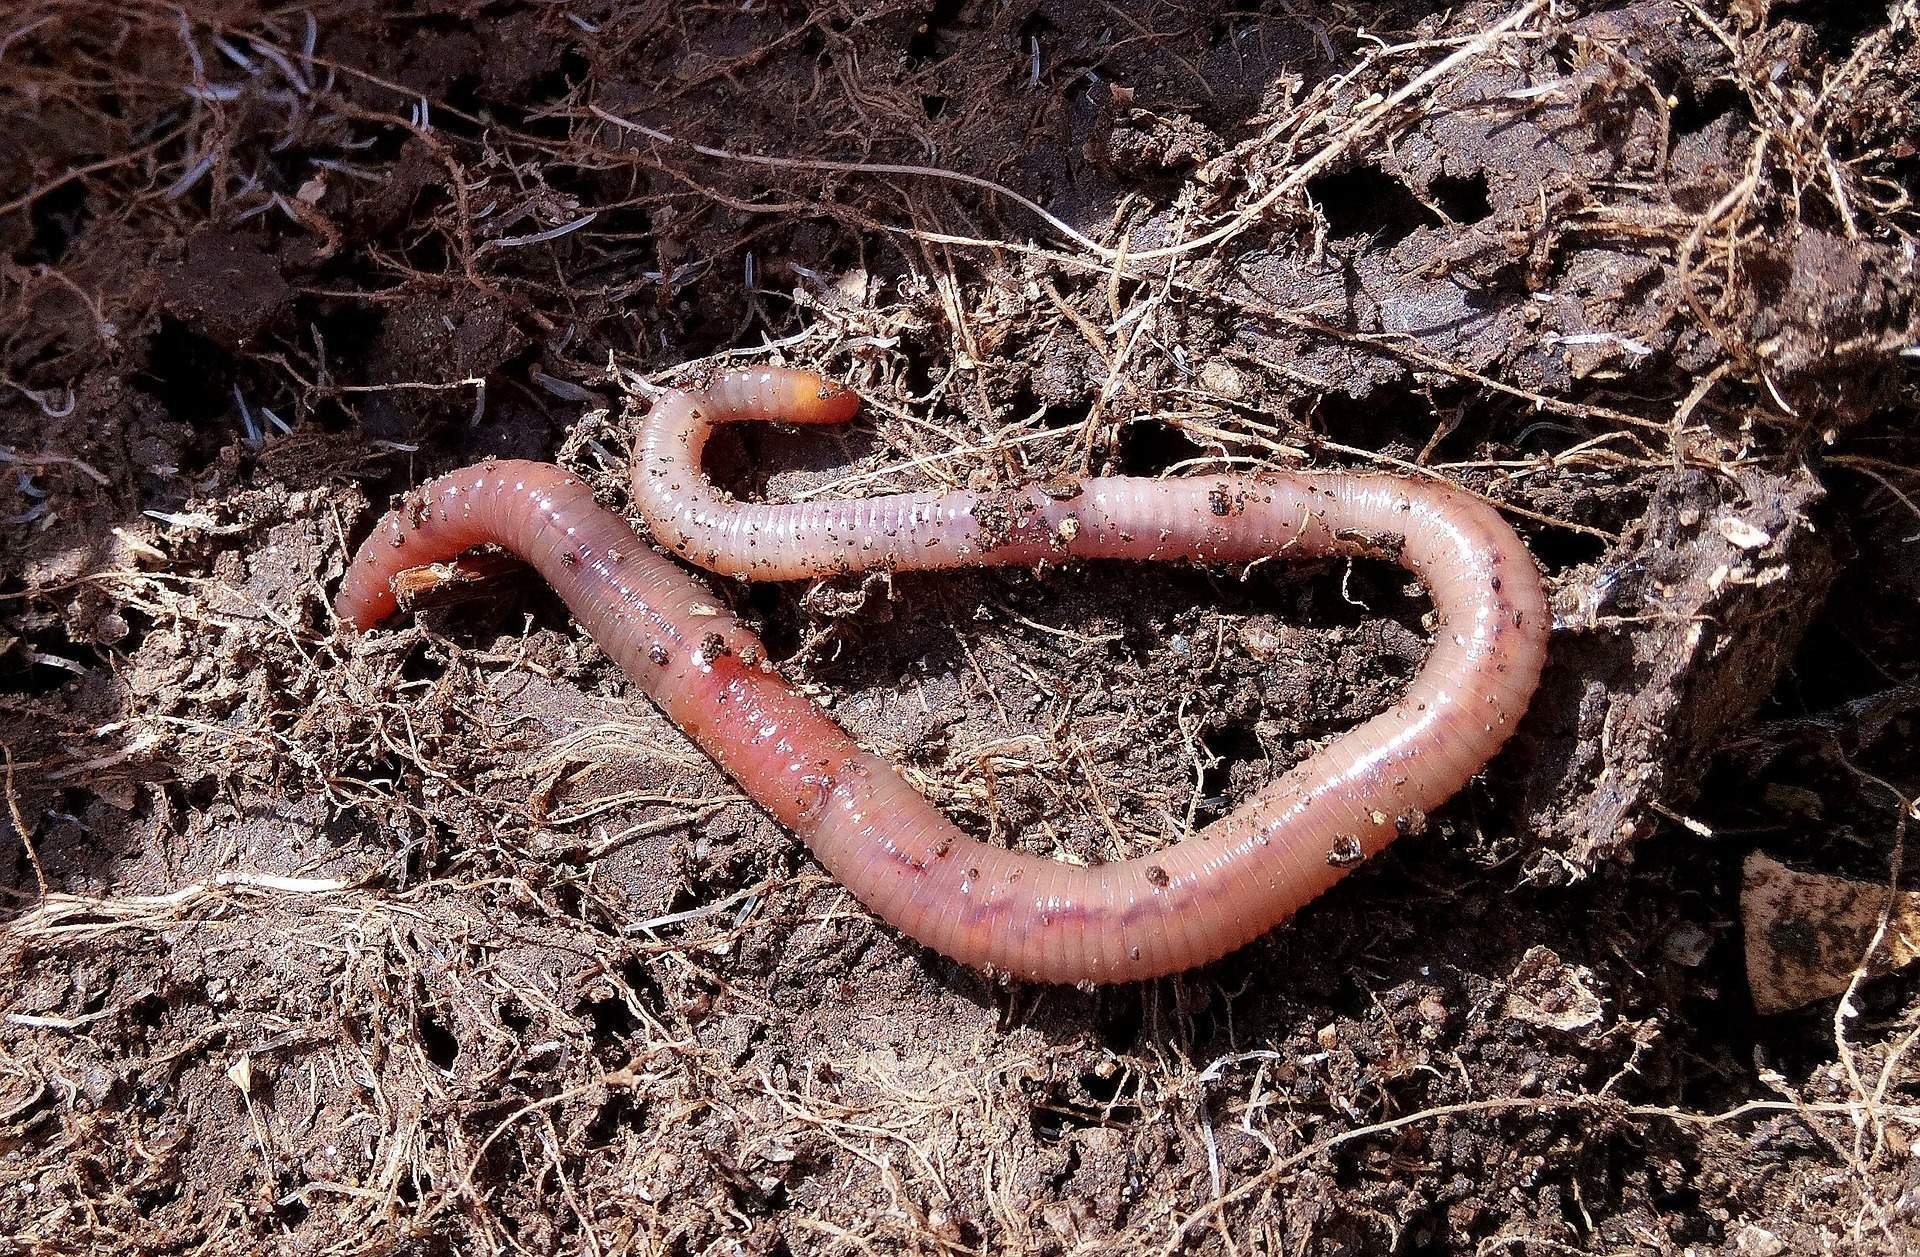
top-left (338, 368), bottom-right (1549, 984)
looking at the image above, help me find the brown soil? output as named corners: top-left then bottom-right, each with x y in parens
top-left (3, 2), bottom-right (1919, 1253)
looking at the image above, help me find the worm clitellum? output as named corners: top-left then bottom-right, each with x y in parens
top-left (338, 368), bottom-right (1549, 983)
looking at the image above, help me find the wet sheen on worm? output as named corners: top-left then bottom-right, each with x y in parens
top-left (337, 367), bottom-right (1550, 983)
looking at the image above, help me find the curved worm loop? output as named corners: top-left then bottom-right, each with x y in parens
top-left (338, 367), bottom-right (1549, 983)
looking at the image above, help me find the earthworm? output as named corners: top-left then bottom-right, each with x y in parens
top-left (338, 368), bottom-right (1549, 983)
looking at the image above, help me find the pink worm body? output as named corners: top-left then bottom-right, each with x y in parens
top-left (338, 368), bottom-right (1549, 984)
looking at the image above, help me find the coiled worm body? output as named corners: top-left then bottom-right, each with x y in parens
top-left (338, 368), bottom-right (1549, 983)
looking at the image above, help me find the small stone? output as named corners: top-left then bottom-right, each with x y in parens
top-left (1716, 515), bottom-right (1772, 550)
top-left (1663, 921), bottom-right (1713, 968)
top-left (1732, 1224), bottom-right (1786, 1257)
top-left (1199, 359), bottom-right (1247, 400)
top-left (1326, 835), bottom-right (1363, 867)
top-left (1235, 616), bottom-right (1285, 662)
top-left (1743, 852), bottom-right (1920, 1014)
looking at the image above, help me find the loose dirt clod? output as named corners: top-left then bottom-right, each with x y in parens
top-left (1502, 944), bottom-right (1605, 1034)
